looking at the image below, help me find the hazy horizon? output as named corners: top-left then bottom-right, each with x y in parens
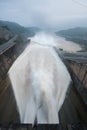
top-left (0, 0), bottom-right (87, 30)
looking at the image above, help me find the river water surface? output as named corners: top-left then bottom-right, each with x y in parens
top-left (56, 36), bottom-right (82, 52)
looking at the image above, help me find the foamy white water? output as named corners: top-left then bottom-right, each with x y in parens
top-left (29, 32), bottom-right (82, 52)
top-left (30, 32), bottom-right (57, 47)
top-left (9, 32), bottom-right (71, 125)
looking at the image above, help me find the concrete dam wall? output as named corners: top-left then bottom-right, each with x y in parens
top-left (0, 41), bottom-right (87, 129)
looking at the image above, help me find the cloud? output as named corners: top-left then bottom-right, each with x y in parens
top-left (0, 0), bottom-right (87, 29)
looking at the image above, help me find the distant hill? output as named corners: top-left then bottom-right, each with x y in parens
top-left (56, 27), bottom-right (87, 51)
top-left (56, 27), bottom-right (87, 39)
top-left (0, 20), bottom-right (41, 36)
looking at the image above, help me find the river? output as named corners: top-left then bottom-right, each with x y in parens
top-left (55, 36), bottom-right (82, 52)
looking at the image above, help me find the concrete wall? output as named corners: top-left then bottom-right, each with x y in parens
top-left (0, 41), bottom-right (29, 125)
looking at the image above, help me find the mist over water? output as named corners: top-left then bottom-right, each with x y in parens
top-left (30, 32), bottom-right (57, 47)
top-left (29, 31), bottom-right (82, 52)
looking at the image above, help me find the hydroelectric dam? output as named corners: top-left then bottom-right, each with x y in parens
top-left (0, 37), bottom-right (87, 130)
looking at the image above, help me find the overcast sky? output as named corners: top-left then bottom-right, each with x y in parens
top-left (0, 0), bottom-right (87, 29)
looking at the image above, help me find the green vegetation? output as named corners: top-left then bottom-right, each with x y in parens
top-left (56, 27), bottom-right (87, 51)
top-left (59, 48), bottom-right (63, 51)
top-left (0, 26), bottom-right (14, 45)
top-left (0, 20), bottom-right (41, 45)
top-left (1, 26), bottom-right (10, 31)
top-left (0, 20), bottom-right (41, 36)
top-left (0, 38), bottom-right (8, 45)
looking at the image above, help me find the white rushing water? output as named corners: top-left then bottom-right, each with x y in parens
top-left (8, 32), bottom-right (71, 125)
top-left (30, 32), bottom-right (82, 52)
top-left (30, 32), bottom-right (57, 47)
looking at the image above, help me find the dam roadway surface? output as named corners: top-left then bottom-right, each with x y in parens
top-left (0, 39), bottom-right (87, 130)
top-left (0, 35), bottom-right (17, 55)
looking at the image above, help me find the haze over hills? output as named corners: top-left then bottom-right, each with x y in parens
top-left (0, 20), bottom-right (87, 51)
top-left (56, 27), bottom-right (87, 38)
top-left (0, 20), bottom-right (41, 37)
top-left (0, 20), bottom-right (42, 45)
top-left (56, 27), bottom-right (87, 51)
